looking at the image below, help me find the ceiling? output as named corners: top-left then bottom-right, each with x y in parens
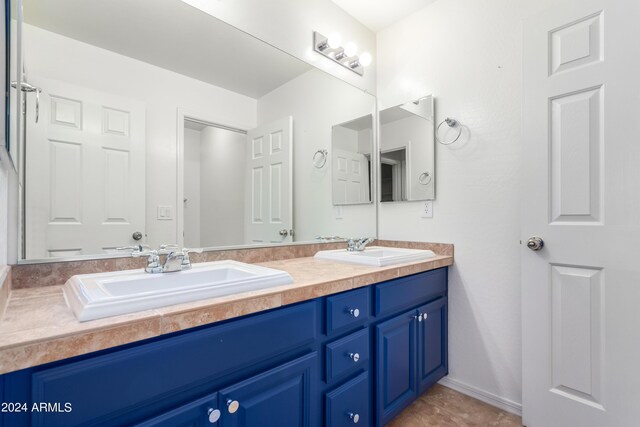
top-left (24, 0), bottom-right (312, 99)
top-left (332, 0), bottom-right (437, 32)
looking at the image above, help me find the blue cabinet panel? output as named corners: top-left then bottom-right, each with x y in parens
top-left (376, 310), bottom-right (417, 426)
top-left (325, 372), bottom-right (370, 427)
top-left (375, 268), bottom-right (446, 317)
top-left (219, 352), bottom-right (318, 427)
top-left (326, 288), bottom-right (369, 335)
top-left (325, 328), bottom-right (369, 383)
top-left (29, 301), bottom-right (317, 427)
top-left (418, 298), bottom-right (448, 394)
top-left (133, 392), bottom-right (218, 427)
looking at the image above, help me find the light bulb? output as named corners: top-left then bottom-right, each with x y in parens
top-left (359, 52), bottom-right (372, 67)
top-left (344, 42), bottom-right (358, 57)
top-left (327, 33), bottom-right (342, 49)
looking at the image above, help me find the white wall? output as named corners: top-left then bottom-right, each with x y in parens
top-left (181, 0), bottom-right (377, 94)
top-left (183, 128), bottom-right (202, 248)
top-left (377, 0), bottom-right (554, 410)
top-left (23, 24), bottom-right (257, 250)
top-left (199, 126), bottom-right (245, 247)
top-left (258, 69), bottom-right (376, 241)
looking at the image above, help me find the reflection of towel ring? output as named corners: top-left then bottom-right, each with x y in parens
top-left (313, 149), bottom-right (328, 168)
top-left (436, 117), bottom-right (462, 145)
top-left (418, 171), bottom-right (432, 185)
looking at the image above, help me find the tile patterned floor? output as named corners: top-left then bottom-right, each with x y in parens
top-left (388, 384), bottom-right (522, 426)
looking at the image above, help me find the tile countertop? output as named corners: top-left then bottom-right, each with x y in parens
top-left (0, 253), bottom-right (453, 375)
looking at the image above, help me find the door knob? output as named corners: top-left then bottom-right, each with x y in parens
top-left (279, 229), bottom-right (289, 237)
top-left (226, 399), bottom-right (239, 414)
top-left (132, 231), bottom-right (143, 241)
top-left (527, 236), bottom-right (544, 251)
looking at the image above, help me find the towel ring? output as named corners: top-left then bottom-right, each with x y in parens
top-left (418, 171), bottom-right (432, 185)
top-left (313, 149), bottom-right (328, 168)
top-left (436, 117), bottom-right (462, 145)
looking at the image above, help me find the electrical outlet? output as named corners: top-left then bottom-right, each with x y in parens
top-left (420, 201), bottom-right (433, 218)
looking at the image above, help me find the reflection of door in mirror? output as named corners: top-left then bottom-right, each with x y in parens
top-left (25, 77), bottom-right (146, 259)
top-left (331, 115), bottom-right (373, 205)
top-left (182, 116), bottom-right (293, 248)
top-left (379, 95), bottom-right (435, 202)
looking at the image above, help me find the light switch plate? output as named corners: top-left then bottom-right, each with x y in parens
top-left (157, 205), bottom-right (173, 220)
top-left (420, 201), bottom-right (433, 218)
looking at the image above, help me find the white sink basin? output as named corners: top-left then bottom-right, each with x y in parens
top-left (63, 260), bottom-right (293, 322)
top-left (314, 246), bottom-right (436, 267)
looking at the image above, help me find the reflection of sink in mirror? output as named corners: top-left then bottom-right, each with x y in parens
top-left (63, 261), bottom-right (293, 322)
top-left (314, 246), bottom-right (436, 267)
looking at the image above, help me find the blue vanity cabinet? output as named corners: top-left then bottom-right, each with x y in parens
top-left (219, 352), bottom-right (318, 427)
top-left (375, 309), bottom-right (419, 425)
top-left (417, 297), bottom-right (448, 394)
top-left (0, 267), bottom-right (449, 427)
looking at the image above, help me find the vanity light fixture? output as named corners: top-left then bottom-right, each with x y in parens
top-left (313, 31), bottom-right (371, 76)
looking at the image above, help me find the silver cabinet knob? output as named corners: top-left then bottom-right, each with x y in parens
top-left (423, 313), bottom-right (428, 321)
top-left (414, 314), bottom-right (423, 322)
top-left (132, 231), bottom-right (143, 241)
top-left (226, 399), bottom-right (239, 414)
top-left (279, 229), bottom-right (289, 237)
top-left (527, 236), bottom-right (544, 251)
top-left (349, 308), bottom-right (360, 318)
top-left (208, 408), bottom-right (221, 423)
top-left (348, 412), bottom-right (360, 424)
top-left (348, 352), bottom-right (360, 362)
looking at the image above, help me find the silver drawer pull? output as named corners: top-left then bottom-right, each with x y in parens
top-left (226, 399), bottom-right (239, 414)
top-left (208, 408), bottom-right (221, 423)
top-left (348, 412), bottom-right (360, 423)
top-left (349, 308), bottom-right (360, 318)
top-left (348, 352), bottom-right (360, 362)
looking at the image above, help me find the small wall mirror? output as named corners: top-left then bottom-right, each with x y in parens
top-left (379, 95), bottom-right (434, 202)
top-left (331, 114), bottom-right (373, 205)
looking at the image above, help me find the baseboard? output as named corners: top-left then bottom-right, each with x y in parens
top-left (438, 376), bottom-right (522, 417)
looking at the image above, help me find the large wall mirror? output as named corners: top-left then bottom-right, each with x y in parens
top-left (379, 95), bottom-right (434, 202)
top-left (14, 0), bottom-right (377, 261)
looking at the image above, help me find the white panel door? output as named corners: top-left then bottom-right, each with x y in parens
top-left (522, 1), bottom-right (640, 426)
top-left (25, 77), bottom-right (146, 258)
top-left (332, 148), bottom-right (369, 205)
top-left (245, 116), bottom-right (292, 244)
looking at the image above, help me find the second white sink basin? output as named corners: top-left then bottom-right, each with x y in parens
top-left (314, 246), bottom-right (436, 267)
top-left (64, 260), bottom-right (293, 322)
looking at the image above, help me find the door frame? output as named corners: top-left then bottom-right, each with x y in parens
top-left (175, 108), bottom-right (252, 248)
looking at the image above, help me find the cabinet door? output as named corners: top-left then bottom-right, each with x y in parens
top-left (376, 310), bottom-right (417, 426)
top-left (134, 393), bottom-right (219, 427)
top-left (219, 352), bottom-right (318, 427)
top-left (417, 297), bottom-right (448, 394)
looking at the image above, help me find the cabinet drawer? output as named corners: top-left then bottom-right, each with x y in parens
top-left (325, 372), bottom-right (370, 427)
top-left (325, 329), bottom-right (369, 383)
top-left (326, 288), bottom-right (369, 334)
top-left (30, 301), bottom-right (318, 427)
top-left (375, 268), bottom-right (446, 317)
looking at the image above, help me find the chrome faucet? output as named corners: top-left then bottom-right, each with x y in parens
top-left (118, 245), bottom-right (203, 273)
top-left (346, 237), bottom-right (375, 252)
